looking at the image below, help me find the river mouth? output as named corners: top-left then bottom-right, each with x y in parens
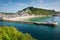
top-left (0, 16), bottom-right (60, 40)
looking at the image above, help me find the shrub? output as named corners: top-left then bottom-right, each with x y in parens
top-left (0, 26), bottom-right (37, 40)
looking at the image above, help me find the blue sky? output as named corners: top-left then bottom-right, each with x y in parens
top-left (0, 0), bottom-right (60, 13)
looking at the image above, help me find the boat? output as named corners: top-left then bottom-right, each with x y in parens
top-left (34, 22), bottom-right (58, 27)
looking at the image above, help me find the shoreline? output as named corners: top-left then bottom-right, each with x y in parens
top-left (2, 15), bottom-right (51, 21)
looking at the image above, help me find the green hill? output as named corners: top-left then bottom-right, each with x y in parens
top-left (17, 7), bottom-right (60, 15)
top-left (0, 26), bottom-right (36, 40)
top-left (0, 7), bottom-right (60, 16)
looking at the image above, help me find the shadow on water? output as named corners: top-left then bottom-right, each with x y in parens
top-left (0, 21), bottom-right (56, 40)
top-left (28, 24), bottom-right (57, 40)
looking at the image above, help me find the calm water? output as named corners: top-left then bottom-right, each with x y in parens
top-left (0, 16), bottom-right (60, 40)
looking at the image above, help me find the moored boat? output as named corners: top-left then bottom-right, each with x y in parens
top-left (34, 22), bottom-right (58, 27)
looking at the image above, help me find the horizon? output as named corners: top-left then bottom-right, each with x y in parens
top-left (0, 0), bottom-right (60, 13)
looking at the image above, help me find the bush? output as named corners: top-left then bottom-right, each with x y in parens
top-left (0, 26), bottom-right (37, 40)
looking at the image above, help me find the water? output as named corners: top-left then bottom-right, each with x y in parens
top-left (0, 16), bottom-right (60, 40)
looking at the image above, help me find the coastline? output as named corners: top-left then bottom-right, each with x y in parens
top-left (2, 15), bottom-right (51, 21)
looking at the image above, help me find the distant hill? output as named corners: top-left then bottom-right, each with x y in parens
top-left (0, 12), bottom-right (15, 15)
top-left (0, 7), bottom-right (60, 16)
top-left (17, 7), bottom-right (60, 16)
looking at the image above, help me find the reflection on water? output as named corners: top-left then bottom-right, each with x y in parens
top-left (28, 17), bottom-right (52, 22)
top-left (0, 16), bottom-right (60, 40)
top-left (0, 21), bottom-right (4, 26)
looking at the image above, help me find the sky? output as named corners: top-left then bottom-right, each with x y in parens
top-left (0, 0), bottom-right (60, 13)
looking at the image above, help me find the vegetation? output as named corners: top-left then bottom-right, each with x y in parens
top-left (0, 26), bottom-right (36, 40)
top-left (1, 7), bottom-right (60, 15)
top-left (17, 7), bottom-right (60, 15)
top-left (0, 12), bottom-right (15, 15)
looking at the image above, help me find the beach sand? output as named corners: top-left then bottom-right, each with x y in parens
top-left (3, 15), bottom-right (50, 21)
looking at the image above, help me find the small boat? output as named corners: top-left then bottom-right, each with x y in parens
top-left (34, 22), bottom-right (58, 27)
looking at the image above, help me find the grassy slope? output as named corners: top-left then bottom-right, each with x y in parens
top-left (0, 26), bottom-right (37, 40)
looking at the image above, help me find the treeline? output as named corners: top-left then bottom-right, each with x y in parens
top-left (0, 12), bottom-right (15, 15)
top-left (0, 26), bottom-right (36, 40)
top-left (21, 7), bottom-right (60, 15)
top-left (1, 7), bottom-right (60, 15)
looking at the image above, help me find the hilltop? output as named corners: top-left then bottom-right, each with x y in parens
top-left (17, 7), bottom-right (60, 16)
top-left (0, 7), bottom-right (60, 16)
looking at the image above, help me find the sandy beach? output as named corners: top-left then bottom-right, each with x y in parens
top-left (3, 15), bottom-right (51, 21)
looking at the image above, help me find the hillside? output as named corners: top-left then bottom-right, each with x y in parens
top-left (0, 26), bottom-right (36, 40)
top-left (0, 7), bottom-right (60, 16)
top-left (17, 7), bottom-right (60, 16)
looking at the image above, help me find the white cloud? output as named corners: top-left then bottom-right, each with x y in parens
top-left (37, 0), bottom-right (44, 3)
top-left (31, 0), bottom-right (45, 5)
top-left (33, 0), bottom-right (44, 3)
top-left (15, 3), bottom-right (27, 6)
top-left (51, 1), bottom-right (60, 5)
top-left (1, 2), bottom-right (27, 6)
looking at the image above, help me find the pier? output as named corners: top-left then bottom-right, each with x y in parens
top-left (2, 20), bottom-right (58, 27)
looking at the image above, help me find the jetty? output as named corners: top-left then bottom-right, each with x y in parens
top-left (2, 20), bottom-right (58, 27)
top-left (0, 15), bottom-right (58, 27)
